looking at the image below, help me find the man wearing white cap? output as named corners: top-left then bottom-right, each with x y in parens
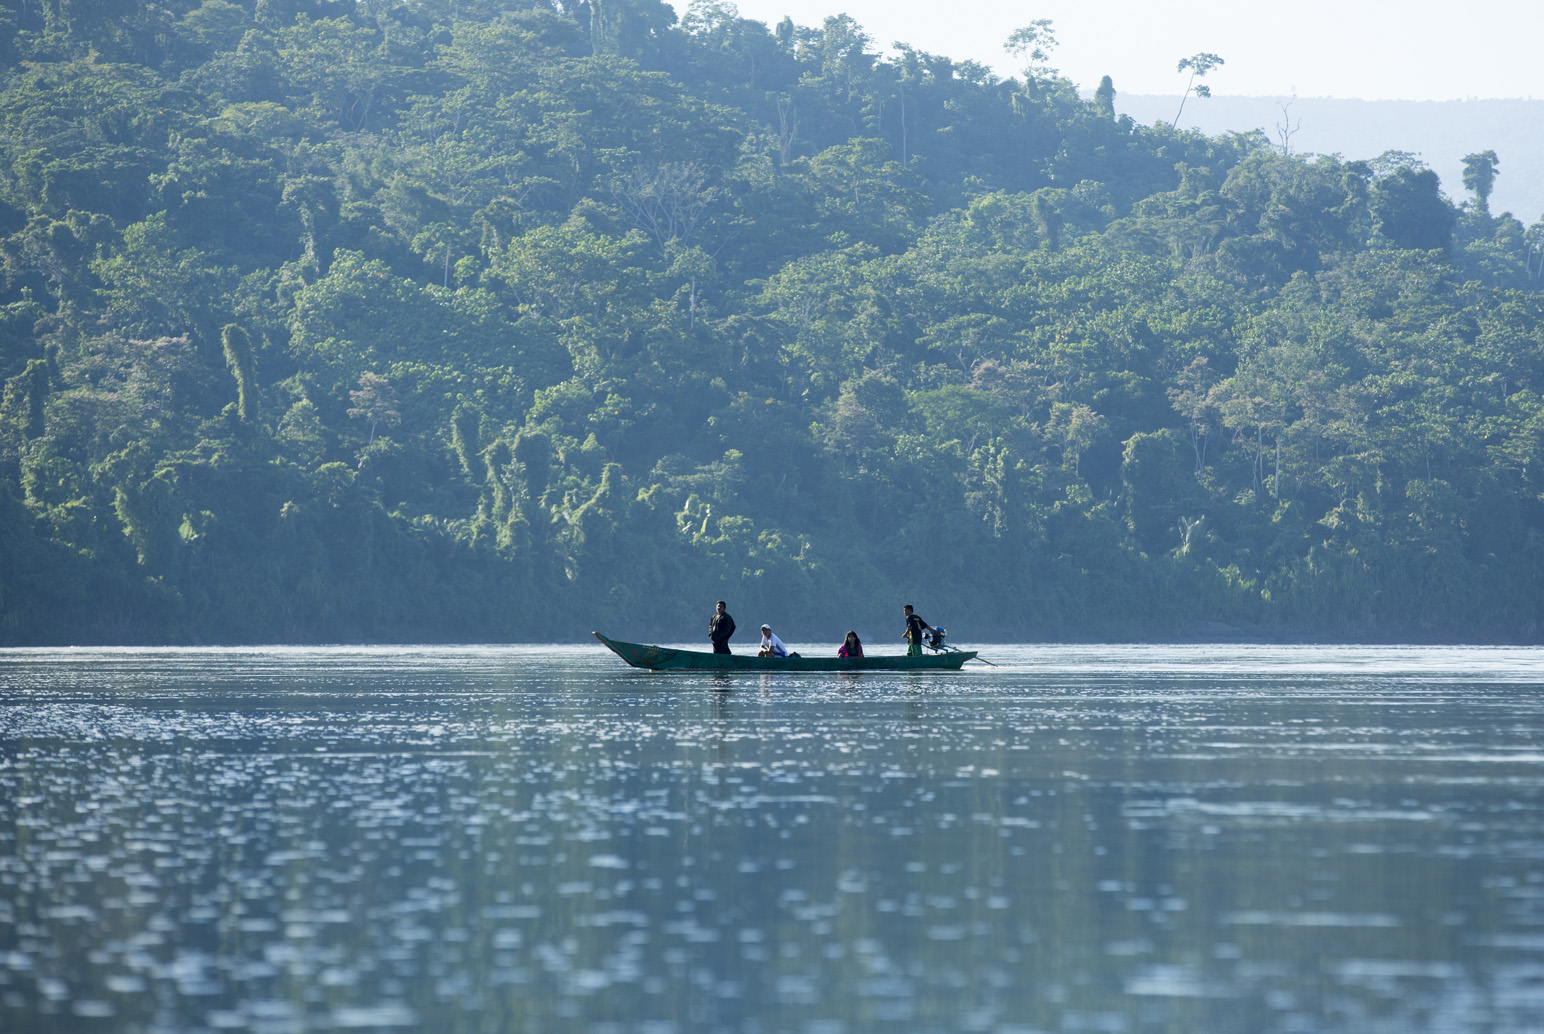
top-left (757, 624), bottom-right (788, 658)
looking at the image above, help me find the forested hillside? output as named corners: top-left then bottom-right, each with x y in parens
top-left (1117, 94), bottom-right (1544, 228)
top-left (3, 0), bottom-right (1543, 644)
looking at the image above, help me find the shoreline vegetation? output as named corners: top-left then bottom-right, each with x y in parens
top-left (2, 2), bottom-right (1543, 646)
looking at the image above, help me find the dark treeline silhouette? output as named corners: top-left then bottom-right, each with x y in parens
top-left (2, 0), bottom-right (1543, 644)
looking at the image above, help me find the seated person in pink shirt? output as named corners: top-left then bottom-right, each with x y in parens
top-left (838, 631), bottom-right (863, 658)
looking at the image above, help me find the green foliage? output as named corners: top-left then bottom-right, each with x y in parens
top-left (221, 323), bottom-right (256, 422)
top-left (1461, 150), bottom-right (1499, 210)
top-left (0, 2), bottom-right (1539, 645)
top-left (1373, 162), bottom-right (1456, 251)
top-left (1, 358), bottom-right (48, 441)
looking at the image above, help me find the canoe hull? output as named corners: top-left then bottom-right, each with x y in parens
top-left (593, 632), bottom-right (974, 672)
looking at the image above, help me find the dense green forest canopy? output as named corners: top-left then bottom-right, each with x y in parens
top-left (2, 0), bottom-right (1543, 644)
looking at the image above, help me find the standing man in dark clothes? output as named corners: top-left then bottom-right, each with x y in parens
top-left (902, 604), bottom-right (935, 657)
top-left (709, 600), bottom-right (736, 654)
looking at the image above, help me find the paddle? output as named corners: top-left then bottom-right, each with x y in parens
top-left (929, 643), bottom-right (998, 666)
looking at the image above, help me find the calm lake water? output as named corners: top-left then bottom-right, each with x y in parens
top-left (2, 644), bottom-right (1542, 1034)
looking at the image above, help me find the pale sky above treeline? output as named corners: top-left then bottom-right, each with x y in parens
top-left (668, 0), bottom-right (1542, 102)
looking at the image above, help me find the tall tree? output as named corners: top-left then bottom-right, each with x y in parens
top-left (1171, 52), bottom-right (1223, 128)
top-left (221, 323), bottom-right (257, 423)
top-left (1461, 149), bottom-right (1499, 212)
top-left (348, 372), bottom-right (401, 447)
top-left (1004, 19), bottom-right (1058, 82)
top-left (1093, 75), bottom-right (1115, 118)
top-left (1373, 164), bottom-right (1456, 250)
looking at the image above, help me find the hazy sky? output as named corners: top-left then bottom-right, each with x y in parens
top-left (665, 0), bottom-right (1543, 101)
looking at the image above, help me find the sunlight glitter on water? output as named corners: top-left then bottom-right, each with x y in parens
top-left (1, 644), bottom-right (1542, 1033)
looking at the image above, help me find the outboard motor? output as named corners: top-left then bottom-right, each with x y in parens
top-left (926, 626), bottom-right (947, 651)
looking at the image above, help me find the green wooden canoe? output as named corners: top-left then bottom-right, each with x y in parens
top-left (593, 631), bottom-right (975, 671)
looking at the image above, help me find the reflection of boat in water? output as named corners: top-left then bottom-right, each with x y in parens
top-left (593, 632), bottom-right (975, 672)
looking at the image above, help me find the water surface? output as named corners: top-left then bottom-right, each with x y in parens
top-left (1, 644), bottom-right (1542, 1033)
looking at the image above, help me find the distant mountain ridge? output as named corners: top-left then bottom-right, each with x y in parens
top-left (1112, 95), bottom-right (1544, 224)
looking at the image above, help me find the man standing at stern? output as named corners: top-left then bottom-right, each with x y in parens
top-left (902, 604), bottom-right (935, 657)
top-left (709, 600), bottom-right (736, 654)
